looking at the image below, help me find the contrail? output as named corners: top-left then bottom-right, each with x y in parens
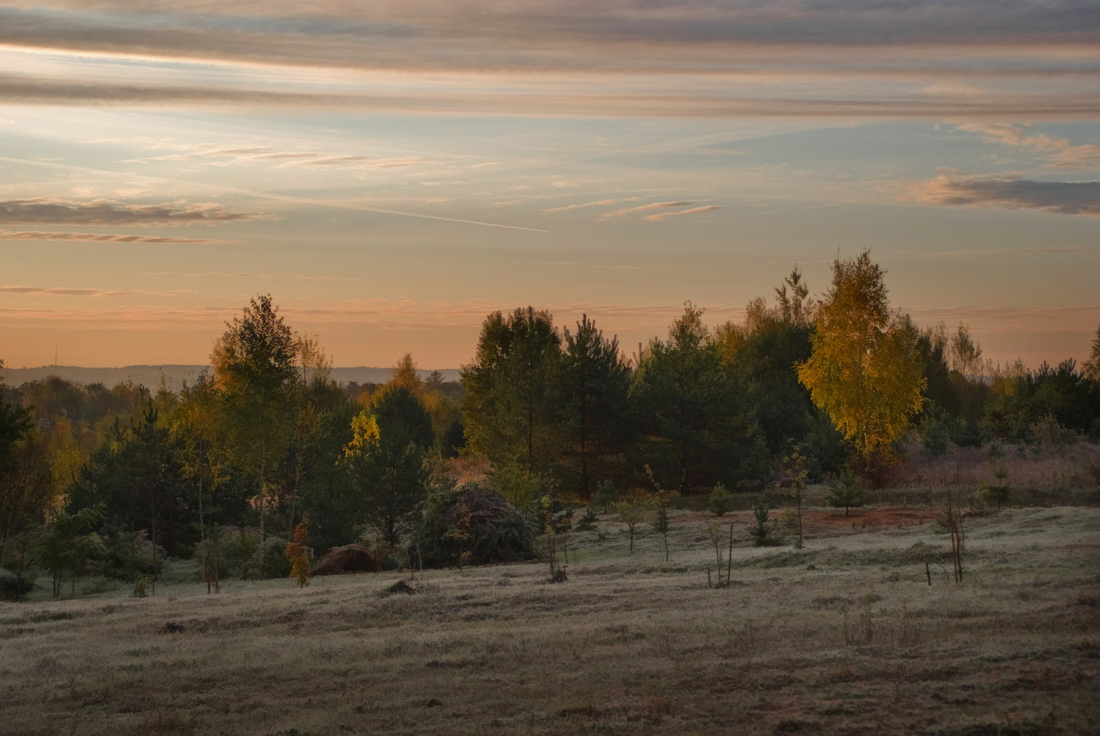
top-left (0, 156), bottom-right (549, 233)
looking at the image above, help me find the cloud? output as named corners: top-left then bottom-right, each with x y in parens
top-left (0, 285), bottom-right (128, 297)
top-left (902, 172), bottom-right (1100, 216)
top-left (0, 284), bottom-right (192, 297)
top-left (923, 81), bottom-right (983, 98)
top-left (541, 198), bottom-right (638, 215)
top-left (887, 246), bottom-right (1099, 261)
top-left (644, 205), bottom-right (724, 221)
top-left (0, 229), bottom-right (228, 244)
top-left (0, 3), bottom-right (1098, 119)
top-left (601, 201), bottom-right (693, 219)
top-left (0, 198), bottom-right (270, 227)
top-left (181, 271), bottom-right (360, 282)
top-left (956, 123), bottom-right (1100, 169)
top-left (131, 144), bottom-right (440, 170)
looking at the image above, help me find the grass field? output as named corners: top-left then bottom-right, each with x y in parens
top-left (2, 503), bottom-right (1099, 735)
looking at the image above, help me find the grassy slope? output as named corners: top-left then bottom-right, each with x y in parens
top-left (1, 506), bottom-right (1099, 736)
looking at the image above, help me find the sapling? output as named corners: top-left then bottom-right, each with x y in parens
top-left (778, 452), bottom-right (808, 549)
top-left (827, 470), bottom-right (866, 517)
top-left (748, 500), bottom-right (774, 547)
top-left (708, 483), bottom-right (734, 517)
top-left (613, 496), bottom-right (650, 554)
top-left (593, 480), bottom-right (619, 514)
top-left (651, 505), bottom-right (671, 561)
top-left (980, 462), bottom-right (1011, 509)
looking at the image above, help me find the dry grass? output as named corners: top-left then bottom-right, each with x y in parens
top-left (2, 506), bottom-right (1099, 735)
top-left (895, 442), bottom-right (1100, 504)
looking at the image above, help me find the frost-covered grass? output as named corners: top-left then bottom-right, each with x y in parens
top-left (1, 506), bottom-right (1098, 735)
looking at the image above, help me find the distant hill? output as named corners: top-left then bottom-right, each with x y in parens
top-left (0, 365), bottom-right (462, 390)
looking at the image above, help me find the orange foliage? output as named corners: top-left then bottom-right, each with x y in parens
top-left (285, 512), bottom-right (311, 588)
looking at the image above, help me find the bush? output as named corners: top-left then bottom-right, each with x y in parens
top-left (259, 536), bottom-right (292, 579)
top-left (411, 484), bottom-right (536, 568)
top-left (99, 525), bottom-right (163, 582)
top-left (0, 574), bottom-right (35, 601)
top-left (575, 506), bottom-right (598, 531)
top-left (708, 483), bottom-right (734, 517)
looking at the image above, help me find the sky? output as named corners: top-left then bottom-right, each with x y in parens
top-left (1, 1), bottom-right (1098, 371)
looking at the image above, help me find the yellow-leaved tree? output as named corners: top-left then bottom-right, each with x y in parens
top-left (797, 251), bottom-right (925, 485)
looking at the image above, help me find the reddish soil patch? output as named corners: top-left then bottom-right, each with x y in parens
top-left (808, 507), bottom-right (937, 528)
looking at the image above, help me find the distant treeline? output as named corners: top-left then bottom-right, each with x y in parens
top-left (1, 253), bottom-right (1098, 592)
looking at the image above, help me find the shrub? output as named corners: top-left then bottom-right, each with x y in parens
top-left (100, 525), bottom-right (163, 582)
top-left (707, 483), bottom-right (734, 517)
top-left (0, 574), bottom-right (35, 601)
top-left (285, 513), bottom-right (311, 588)
top-left (411, 484), bottom-right (536, 568)
top-left (575, 506), bottom-right (598, 531)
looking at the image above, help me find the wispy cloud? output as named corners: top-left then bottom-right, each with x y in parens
top-left (541, 198), bottom-right (639, 215)
top-left (956, 123), bottom-right (1100, 169)
top-left (0, 229), bottom-right (227, 244)
top-left (644, 204), bottom-right (724, 221)
top-left (601, 201), bottom-right (693, 219)
top-left (0, 198), bottom-right (271, 227)
top-left (902, 172), bottom-right (1100, 216)
top-left (0, 284), bottom-right (193, 297)
top-left (181, 271), bottom-right (360, 282)
top-left (128, 144), bottom-right (440, 170)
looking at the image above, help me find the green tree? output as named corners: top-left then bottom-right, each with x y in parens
top-left (0, 365), bottom-right (51, 546)
top-left (560, 314), bottom-right (632, 498)
top-left (632, 303), bottom-right (767, 495)
top-left (716, 281), bottom-right (815, 458)
top-left (35, 505), bottom-right (104, 597)
top-left (343, 386), bottom-right (432, 547)
top-left (212, 294), bottom-right (298, 575)
top-left (462, 307), bottom-right (563, 473)
top-left (797, 251), bottom-right (925, 483)
top-left (71, 402), bottom-right (190, 592)
top-left (1084, 324), bottom-right (1100, 383)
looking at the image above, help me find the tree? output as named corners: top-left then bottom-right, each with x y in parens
top-left (171, 372), bottom-right (224, 586)
top-left (950, 322), bottom-right (984, 375)
top-left (1084, 324), bottom-right (1100, 383)
top-left (715, 276), bottom-right (816, 458)
top-left (212, 294), bottom-right (299, 575)
top-left (35, 505), bottom-right (104, 598)
top-left (71, 401), bottom-right (190, 592)
top-left (774, 266), bottom-right (813, 326)
top-left (632, 303), bottom-right (767, 495)
top-left (462, 308), bottom-right (563, 473)
top-left (0, 365), bottom-right (52, 546)
top-left (560, 315), bottom-right (632, 498)
top-left (343, 386), bottom-right (432, 547)
top-left (778, 451), bottom-right (808, 549)
top-left (613, 495), bottom-right (650, 554)
top-left (797, 251), bottom-right (926, 483)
